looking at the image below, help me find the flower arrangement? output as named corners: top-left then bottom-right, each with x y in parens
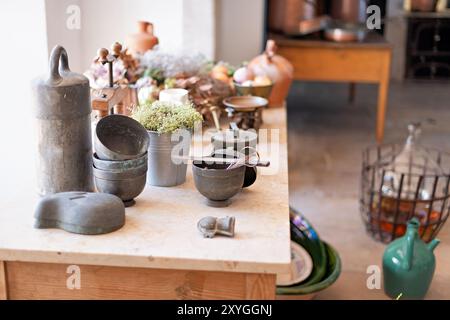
top-left (132, 101), bottom-right (203, 134)
top-left (84, 59), bottom-right (128, 89)
top-left (139, 48), bottom-right (208, 79)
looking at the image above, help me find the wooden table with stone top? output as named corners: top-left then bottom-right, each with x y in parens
top-left (0, 108), bottom-right (290, 300)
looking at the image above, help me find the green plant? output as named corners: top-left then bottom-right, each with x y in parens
top-left (132, 100), bottom-right (203, 134)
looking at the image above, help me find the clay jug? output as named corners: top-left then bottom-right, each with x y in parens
top-left (248, 40), bottom-right (293, 108)
top-left (383, 218), bottom-right (440, 299)
top-left (127, 21), bottom-right (159, 54)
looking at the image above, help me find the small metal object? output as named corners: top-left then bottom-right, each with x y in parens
top-left (223, 96), bottom-right (268, 130)
top-left (211, 127), bottom-right (258, 153)
top-left (197, 216), bottom-right (236, 238)
top-left (97, 48), bottom-right (114, 88)
top-left (34, 192), bottom-right (125, 235)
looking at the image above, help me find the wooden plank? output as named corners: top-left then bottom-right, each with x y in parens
top-left (376, 50), bottom-right (392, 144)
top-left (245, 274), bottom-right (276, 300)
top-left (278, 45), bottom-right (391, 83)
top-left (5, 261), bottom-right (275, 300)
top-left (91, 87), bottom-right (128, 112)
top-left (0, 261), bottom-right (7, 300)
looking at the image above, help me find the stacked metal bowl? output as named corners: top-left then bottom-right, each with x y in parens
top-left (93, 115), bottom-right (149, 207)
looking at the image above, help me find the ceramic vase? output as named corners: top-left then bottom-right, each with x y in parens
top-left (248, 39), bottom-right (293, 108)
top-left (383, 218), bottom-right (440, 299)
top-left (127, 21), bottom-right (159, 54)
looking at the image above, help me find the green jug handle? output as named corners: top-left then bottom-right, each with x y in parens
top-left (405, 218), bottom-right (419, 270)
top-left (48, 45), bottom-right (70, 85)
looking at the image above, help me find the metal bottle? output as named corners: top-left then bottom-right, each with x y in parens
top-left (32, 45), bottom-right (94, 196)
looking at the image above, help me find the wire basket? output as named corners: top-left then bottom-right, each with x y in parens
top-left (360, 144), bottom-right (450, 243)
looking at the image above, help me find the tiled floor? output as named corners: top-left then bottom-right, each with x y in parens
top-left (286, 81), bottom-right (450, 299)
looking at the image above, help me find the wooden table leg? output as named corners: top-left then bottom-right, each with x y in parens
top-left (349, 83), bottom-right (356, 104)
top-left (0, 261), bottom-right (7, 300)
top-left (376, 52), bottom-right (392, 144)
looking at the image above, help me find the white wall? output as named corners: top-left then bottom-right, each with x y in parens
top-left (44, 0), bottom-right (220, 73)
top-left (44, 0), bottom-right (265, 71)
top-left (183, 0), bottom-right (216, 59)
top-left (79, 0), bottom-right (184, 71)
top-left (215, 0), bottom-right (265, 65)
top-left (45, 0), bottom-right (82, 72)
top-left (0, 0), bottom-right (49, 196)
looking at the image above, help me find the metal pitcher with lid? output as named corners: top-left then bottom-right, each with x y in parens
top-left (32, 45), bottom-right (94, 196)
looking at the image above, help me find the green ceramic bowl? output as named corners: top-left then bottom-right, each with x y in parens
top-left (289, 208), bottom-right (328, 286)
top-left (234, 82), bottom-right (273, 99)
top-left (276, 242), bottom-right (341, 296)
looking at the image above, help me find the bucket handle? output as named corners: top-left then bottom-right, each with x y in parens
top-left (48, 45), bottom-right (70, 84)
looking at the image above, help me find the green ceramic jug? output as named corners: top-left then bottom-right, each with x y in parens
top-left (383, 218), bottom-right (440, 300)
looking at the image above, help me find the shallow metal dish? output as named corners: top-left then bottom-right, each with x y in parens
top-left (223, 96), bottom-right (268, 112)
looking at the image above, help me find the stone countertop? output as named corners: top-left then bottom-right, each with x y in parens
top-left (0, 108), bottom-right (291, 275)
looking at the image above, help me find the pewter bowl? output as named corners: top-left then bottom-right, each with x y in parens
top-left (192, 162), bottom-right (245, 208)
top-left (95, 114), bottom-right (149, 161)
top-left (93, 152), bottom-right (148, 171)
top-left (93, 163), bottom-right (147, 207)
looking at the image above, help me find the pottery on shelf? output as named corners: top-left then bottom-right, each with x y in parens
top-left (383, 218), bottom-right (440, 300)
top-left (127, 21), bottom-right (159, 54)
top-left (192, 161), bottom-right (245, 207)
top-left (248, 39), bottom-right (294, 108)
top-left (34, 192), bottom-right (125, 235)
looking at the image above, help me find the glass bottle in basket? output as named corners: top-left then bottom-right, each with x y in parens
top-left (377, 123), bottom-right (443, 236)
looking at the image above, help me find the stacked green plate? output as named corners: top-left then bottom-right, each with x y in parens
top-left (276, 208), bottom-right (341, 297)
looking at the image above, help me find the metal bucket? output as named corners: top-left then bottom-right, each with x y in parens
top-left (147, 130), bottom-right (191, 187)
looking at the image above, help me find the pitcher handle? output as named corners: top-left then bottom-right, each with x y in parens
top-left (48, 45), bottom-right (70, 84)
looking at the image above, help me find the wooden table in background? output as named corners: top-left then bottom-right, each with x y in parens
top-left (274, 33), bottom-right (392, 144)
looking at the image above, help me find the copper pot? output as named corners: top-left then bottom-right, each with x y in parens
top-left (411, 0), bottom-right (437, 12)
top-left (268, 0), bottom-right (324, 34)
top-left (330, 0), bottom-right (368, 24)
